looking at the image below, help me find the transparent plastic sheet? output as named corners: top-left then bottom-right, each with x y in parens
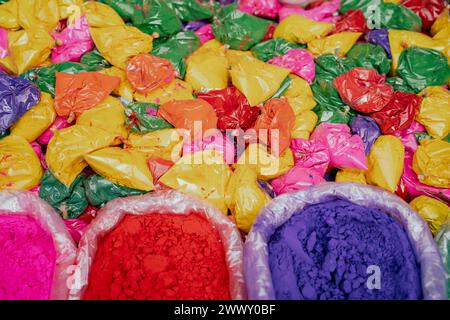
top-left (0, 190), bottom-right (77, 300)
top-left (68, 190), bottom-right (246, 300)
top-left (244, 183), bottom-right (447, 300)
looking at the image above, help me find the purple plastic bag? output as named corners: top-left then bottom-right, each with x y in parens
top-left (0, 73), bottom-right (40, 131)
top-left (183, 20), bottom-right (209, 31)
top-left (268, 49), bottom-right (315, 84)
top-left (0, 28), bottom-right (8, 59)
top-left (279, 0), bottom-right (340, 22)
top-left (244, 182), bottom-right (448, 300)
top-left (367, 29), bottom-right (392, 59)
top-left (350, 115), bottom-right (381, 155)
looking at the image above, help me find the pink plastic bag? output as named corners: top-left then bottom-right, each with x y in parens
top-left (31, 141), bottom-right (48, 170)
top-left (195, 24), bottom-right (214, 44)
top-left (64, 219), bottom-right (88, 245)
top-left (0, 28), bottom-right (8, 59)
top-left (310, 123), bottom-right (368, 170)
top-left (51, 16), bottom-right (94, 63)
top-left (290, 138), bottom-right (330, 176)
top-left (268, 49), bottom-right (315, 84)
top-left (37, 117), bottom-right (70, 145)
top-left (182, 130), bottom-right (236, 164)
top-left (272, 165), bottom-right (325, 195)
top-left (239, 0), bottom-right (281, 19)
top-left (279, 0), bottom-right (340, 22)
top-left (393, 121), bottom-right (426, 153)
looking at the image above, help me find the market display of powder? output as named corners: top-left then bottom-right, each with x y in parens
top-left (268, 199), bottom-right (423, 300)
top-left (83, 213), bottom-right (231, 300)
top-left (0, 214), bottom-right (56, 300)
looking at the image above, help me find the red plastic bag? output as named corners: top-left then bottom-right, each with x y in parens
top-left (331, 10), bottom-right (368, 34)
top-left (401, 0), bottom-right (446, 31)
top-left (371, 92), bottom-right (422, 135)
top-left (333, 68), bottom-right (394, 113)
top-left (148, 157), bottom-right (174, 184)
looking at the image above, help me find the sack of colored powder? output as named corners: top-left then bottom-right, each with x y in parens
top-left (69, 190), bottom-right (246, 300)
top-left (0, 190), bottom-right (76, 300)
top-left (244, 183), bottom-right (447, 300)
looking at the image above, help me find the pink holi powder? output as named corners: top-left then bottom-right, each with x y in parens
top-left (0, 214), bottom-right (56, 300)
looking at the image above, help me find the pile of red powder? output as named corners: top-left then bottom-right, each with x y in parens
top-left (83, 213), bottom-right (231, 300)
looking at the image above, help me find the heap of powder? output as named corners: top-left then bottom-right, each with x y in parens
top-left (83, 213), bottom-right (231, 300)
top-left (268, 199), bottom-right (422, 300)
top-left (0, 214), bottom-right (56, 300)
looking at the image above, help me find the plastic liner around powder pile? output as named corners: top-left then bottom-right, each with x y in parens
top-left (69, 190), bottom-right (246, 300)
top-left (244, 183), bottom-right (447, 300)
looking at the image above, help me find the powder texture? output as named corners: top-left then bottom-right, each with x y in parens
top-left (83, 213), bottom-right (231, 300)
top-left (0, 214), bottom-right (56, 300)
top-left (268, 199), bottom-right (422, 300)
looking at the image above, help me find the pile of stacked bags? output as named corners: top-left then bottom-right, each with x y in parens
top-left (0, 0), bottom-right (449, 298)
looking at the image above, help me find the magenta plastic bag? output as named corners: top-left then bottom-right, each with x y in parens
top-left (350, 115), bottom-right (381, 155)
top-left (310, 123), bottom-right (368, 170)
top-left (0, 190), bottom-right (77, 300)
top-left (37, 117), bottom-right (70, 145)
top-left (279, 0), bottom-right (340, 22)
top-left (268, 49), bottom-right (315, 84)
top-left (182, 130), bottom-right (235, 164)
top-left (244, 182), bottom-right (448, 300)
top-left (68, 190), bottom-right (246, 300)
top-left (393, 121), bottom-right (426, 153)
top-left (290, 138), bottom-right (330, 176)
top-left (31, 141), bottom-right (48, 170)
top-left (64, 219), bottom-right (88, 245)
top-left (195, 24), bottom-right (214, 44)
top-left (239, 0), bottom-right (281, 19)
top-left (271, 165), bottom-right (325, 195)
top-left (51, 16), bottom-right (94, 64)
top-left (0, 28), bottom-right (7, 59)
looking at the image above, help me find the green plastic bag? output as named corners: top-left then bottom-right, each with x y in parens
top-left (315, 54), bottom-right (357, 82)
top-left (313, 103), bottom-right (356, 125)
top-left (84, 174), bottom-right (146, 207)
top-left (312, 78), bottom-right (345, 106)
top-left (374, 3), bottom-right (422, 31)
top-left (131, 0), bottom-right (182, 37)
top-left (397, 47), bottom-right (450, 92)
top-left (212, 4), bottom-right (271, 51)
top-left (165, 0), bottom-right (213, 21)
top-left (339, 0), bottom-right (373, 14)
top-left (125, 102), bottom-right (173, 134)
top-left (39, 170), bottom-right (88, 219)
top-left (152, 31), bottom-right (200, 78)
top-left (347, 43), bottom-right (391, 74)
top-left (386, 77), bottom-right (415, 93)
top-left (0, 129), bottom-right (9, 140)
top-left (80, 49), bottom-right (111, 69)
top-left (270, 77), bottom-right (293, 99)
top-left (251, 38), bottom-right (305, 62)
top-left (444, 133), bottom-right (450, 143)
top-left (99, 0), bottom-right (138, 21)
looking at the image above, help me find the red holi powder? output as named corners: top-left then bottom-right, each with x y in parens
top-left (83, 213), bottom-right (231, 300)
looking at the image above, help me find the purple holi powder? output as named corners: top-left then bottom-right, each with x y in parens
top-left (268, 199), bottom-right (422, 300)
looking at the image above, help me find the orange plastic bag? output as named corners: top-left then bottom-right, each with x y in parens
top-left (54, 72), bottom-right (120, 120)
top-left (126, 54), bottom-right (175, 95)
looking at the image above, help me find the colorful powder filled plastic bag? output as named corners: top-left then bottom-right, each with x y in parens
top-left (397, 47), bottom-right (450, 92)
top-left (335, 168), bottom-right (367, 184)
top-left (196, 87), bottom-right (259, 130)
top-left (290, 138), bottom-right (330, 175)
top-left (268, 49), bottom-right (315, 84)
top-left (84, 147), bottom-right (155, 192)
top-left (126, 129), bottom-right (183, 161)
top-left (125, 102), bottom-right (173, 134)
top-left (159, 150), bottom-right (232, 214)
top-left (17, 0), bottom-right (60, 32)
top-left (90, 26), bottom-right (153, 70)
top-left (126, 54), bottom-right (175, 95)
top-left (134, 79), bottom-right (194, 105)
top-left (366, 135), bottom-right (405, 192)
top-left (131, 0), bottom-right (181, 37)
top-left (58, 0), bottom-right (84, 19)
top-left (165, 0), bottom-right (213, 21)
top-left (37, 116), bottom-right (69, 145)
top-left (283, 75), bottom-right (316, 115)
top-left (410, 195), bottom-right (450, 236)
top-left (226, 49), bottom-right (255, 66)
top-left (39, 170), bottom-right (88, 219)
top-left (307, 32), bottom-right (362, 57)
top-left (291, 110), bottom-right (318, 139)
top-left (51, 16), bottom-right (94, 64)
top-left (97, 0), bottom-right (137, 21)
top-left (332, 9), bottom-right (368, 34)
top-left (0, 0), bottom-right (20, 30)
top-left (270, 76), bottom-right (292, 99)
top-left (183, 130), bottom-right (235, 165)
top-left (239, 0), bottom-right (280, 19)
top-left (46, 125), bottom-right (117, 187)
top-left (0, 135), bottom-right (43, 190)
top-left (212, 4), bottom-right (271, 51)
top-left (83, 174), bottom-right (145, 207)
top-left (230, 55), bottom-right (291, 106)
top-left (402, 0), bottom-right (446, 31)
top-left (82, 1), bottom-right (125, 28)
top-left (373, 2), bottom-right (422, 31)
top-left (310, 123), bottom-right (368, 170)
top-left (347, 43), bottom-right (391, 74)
top-left (0, 73), bottom-right (40, 131)
top-left (271, 165), bottom-right (326, 195)
top-left (226, 166), bottom-right (271, 233)
top-left (333, 68), bottom-right (394, 113)
top-left (413, 139), bottom-right (450, 188)
top-left (195, 24), bottom-right (214, 44)
top-left (367, 29), bottom-right (392, 59)
top-left (100, 66), bottom-right (135, 102)
top-left (417, 86), bottom-right (450, 139)
top-left (349, 115), bottom-right (381, 155)
top-left (80, 49), bottom-right (110, 69)
top-left (431, 7), bottom-right (450, 38)
top-left (386, 76), bottom-right (415, 93)
top-left (313, 102), bottom-right (356, 125)
top-left (279, 0), bottom-right (340, 22)
top-left (54, 72), bottom-right (120, 120)
top-left (274, 14), bottom-right (333, 44)
top-left (315, 54), bottom-right (357, 82)
top-left (339, 0), bottom-right (372, 14)
top-left (251, 38), bottom-right (303, 62)
top-left (393, 121), bottom-right (426, 153)
top-left (151, 31), bottom-right (200, 78)
top-left (10, 92), bottom-right (56, 142)
top-left (158, 99), bottom-right (218, 138)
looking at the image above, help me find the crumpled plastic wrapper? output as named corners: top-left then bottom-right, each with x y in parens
top-left (268, 49), bottom-right (315, 84)
top-left (279, 0), bottom-right (340, 22)
top-left (410, 195), bottom-right (450, 236)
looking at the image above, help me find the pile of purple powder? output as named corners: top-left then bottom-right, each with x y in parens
top-left (268, 199), bottom-right (422, 300)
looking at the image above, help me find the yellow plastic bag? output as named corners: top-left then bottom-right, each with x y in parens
top-left (84, 147), bottom-right (155, 191)
top-left (185, 40), bottom-right (229, 91)
top-left (366, 135), bottom-right (405, 192)
top-left (159, 150), bottom-right (232, 214)
top-left (225, 166), bottom-right (271, 233)
top-left (0, 135), bottom-right (43, 190)
top-left (100, 67), bottom-right (135, 101)
top-left (46, 125), bottom-right (117, 187)
top-left (58, 0), bottom-right (83, 20)
top-left (336, 168), bottom-right (367, 184)
top-left (416, 86), bottom-right (450, 139)
top-left (17, 0), bottom-right (60, 32)
top-left (274, 14), bottom-right (333, 44)
top-left (413, 139), bottom-right (450, 188)
top-left (283, 75), bottom-right (316, 115)
top-left (125, 129), bottom-right (183, 161)
top-left (307, 32), bottom-right (362, 57)
top-left (90, 26), bottom-right (153, 70)
top-left (134, 79), bottom-right (194, 105)
top-left (230, 55), bottom-right (291, 106)
top-left (82, 1), bottom-right (124, 28)
top-left (76, 96), bottom-right (128, 141)
top-left (410, 196), bottom-right (450, 236)
top-left (291, 110), bottom-right (318, 139)
top-left (226, 49), bottom-right (254, 65)
top-left (431, 8), bottom-right (449, 43)
top-left (0, 0), bottom-right (19, 30)
top-left (235, 143), bottom-right (294, 181)
top-left (11, 92), bottom-right (56, 142)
